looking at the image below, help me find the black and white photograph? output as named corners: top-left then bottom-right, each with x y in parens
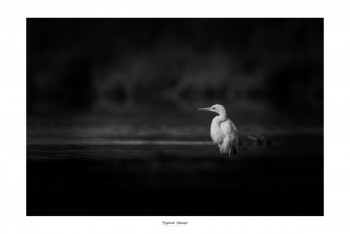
top-left (26, 18), bottom-right (324, 216)
top-left (2, 0), bottom-right (350, 233)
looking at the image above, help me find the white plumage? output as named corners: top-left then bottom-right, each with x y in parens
top-left (198, 104), bottom-right (238, 158)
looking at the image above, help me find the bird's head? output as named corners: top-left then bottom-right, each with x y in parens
top-left (197, 104), bottom-right (227, 117)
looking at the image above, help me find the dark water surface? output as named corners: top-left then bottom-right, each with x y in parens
top-left (27, 112), bottom-right (323, 216)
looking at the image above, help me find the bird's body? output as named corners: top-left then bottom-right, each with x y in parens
top-left (198, 104), bottom-right (238, 158)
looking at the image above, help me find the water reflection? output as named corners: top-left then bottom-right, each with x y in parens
top-left (27, 112), bottom-right (323, 216)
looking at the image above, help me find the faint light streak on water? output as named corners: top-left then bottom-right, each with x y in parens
top-left (27, 139), bottom-right (213, 146)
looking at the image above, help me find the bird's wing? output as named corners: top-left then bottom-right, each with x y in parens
top-left (229, 120), bottom-right (239, 156)
top-left (229, 119), bottom-right (238, 135)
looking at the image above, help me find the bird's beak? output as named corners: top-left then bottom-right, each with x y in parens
top-left (197, 107), bottom-right (211, 112)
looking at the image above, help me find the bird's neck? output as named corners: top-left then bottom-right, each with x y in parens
top-left (213, 114), bottom-right (227, 125)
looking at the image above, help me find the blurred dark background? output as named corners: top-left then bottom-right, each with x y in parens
top-left (27, 18), bottom-right (323, 216)
top-left (27, 18), bottom-right (323, 119)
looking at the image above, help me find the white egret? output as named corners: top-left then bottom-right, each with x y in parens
top-left (198, 104), bottom-right (238, 158)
